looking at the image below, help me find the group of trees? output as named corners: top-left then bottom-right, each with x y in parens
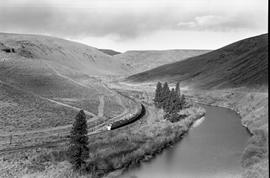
top-left (154, 82), bottom-right (186, 113)
top-left (68, 81), bottom-right (187, 171)
top-left (154, 82), bottom-right (187, 122)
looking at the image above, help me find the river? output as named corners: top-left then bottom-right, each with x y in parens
top-left (120, 105), bottom-right (250, 178)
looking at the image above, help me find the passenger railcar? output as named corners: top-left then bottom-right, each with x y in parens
top-left (106, 104), bottom-right (145, 130)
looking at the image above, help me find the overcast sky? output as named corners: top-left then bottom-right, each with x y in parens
top-left (0, 0), bottom-right (268, 52)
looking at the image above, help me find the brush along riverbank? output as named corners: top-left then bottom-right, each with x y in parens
top-left (86, 105), bottom-right (205, 178)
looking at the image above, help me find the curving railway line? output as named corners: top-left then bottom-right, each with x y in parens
top-left (0, 102), bottom-right (146, 155)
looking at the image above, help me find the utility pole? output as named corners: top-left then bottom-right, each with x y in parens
top-left (9, 134), bottom-right (12, 145)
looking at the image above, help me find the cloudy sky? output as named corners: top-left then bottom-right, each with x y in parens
top-left (0, 0), bottom-right (268, 52)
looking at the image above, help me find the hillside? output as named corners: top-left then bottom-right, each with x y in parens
top-left (0, 33), bottom-right (128, 76)
top-left (127, 34), bottom-right (268, 90)
top-left (0, 33), bottom-right (131, 134)
top-left (113, 49), bottom-right (210, 74)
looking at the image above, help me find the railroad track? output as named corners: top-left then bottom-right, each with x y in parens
top-left (0, 104), bottom-right (146, 155)
top-left (0, 81), bottom-right (146, 155)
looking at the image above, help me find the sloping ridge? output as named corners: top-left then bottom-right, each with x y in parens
top-left (127, 34), bottom-right (268, 89)
top-left (114, 49), bottom-right (210, 74)
top-left (98, 48), bottom-right (121, 56)
top-left (0, 33), bottom-right (128, 76)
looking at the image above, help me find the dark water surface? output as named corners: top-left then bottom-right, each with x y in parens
top-left (120, 105), bottom-right (250, 178)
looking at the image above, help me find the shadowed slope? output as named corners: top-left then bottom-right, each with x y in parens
top-left (127, 34), bottom-right (268, 90)
top-left (98, 49), bottom-right (121, 56)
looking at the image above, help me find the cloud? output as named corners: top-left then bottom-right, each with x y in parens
top-left (0, 0), bottom-right (267, 41)
top-left (176, 15), bottom-right (256, 32)
top-left (0, 5), bottom-right (179, 39)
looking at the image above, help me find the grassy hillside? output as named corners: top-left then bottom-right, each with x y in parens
top-left (128, 34), bottom-right (268, 90)
top-left (0, 33), bottom-right (128, 76)
top-left (114, 49), bottom-right (210, 74)
top-left (0, 33), bottom-right (130, 134)
top-left (0, 81), bottom-right (78, 133)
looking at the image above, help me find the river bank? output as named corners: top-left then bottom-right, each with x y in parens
top-left (185, 88), bottom-right (268, 178)
top-left (106, 82), bottom-right (268, 177)
top-left (84, 105), bottom-right (205, 178)
top-left (120, 104), bottom-right (250, 178)
top-left (0, 104), bottom-right (205, 178)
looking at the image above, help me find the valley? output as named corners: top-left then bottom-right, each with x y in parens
top-left (0, 33), bottom-right (268, 178)
top-left (124, 34), bottom-right (268, 178)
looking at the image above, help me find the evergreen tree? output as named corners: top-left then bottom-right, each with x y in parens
top-left (175, 94), bottom-right (182, 111)
top-left (68, 110), bottom-right (89, 170)
top-left (180, 94), bottom-right (187, 108)
top-left (167, 88), bottom-right (176, 113)
top-left (160, 82), bottom-right (170, 108)
top-left (154, 82), bottom-right (162, 107)
top-left (169, 88), bottom-right (182, 114)
top-left (174, 82), bottom-right (183, 111)
top-left (175, 82), bottom-right (180, 97)
top-left (164, 88), bottom-right (172, 112)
